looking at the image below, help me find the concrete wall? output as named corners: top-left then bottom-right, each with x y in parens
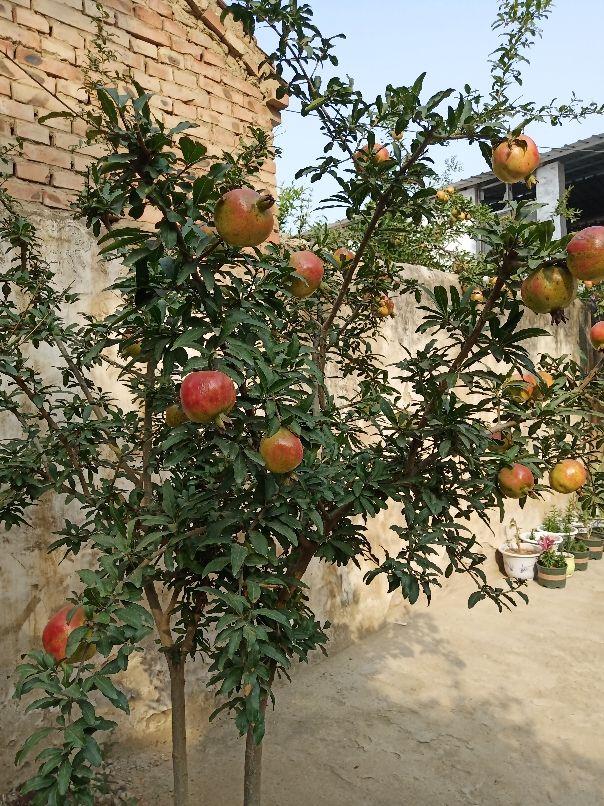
top-left (0, 225), bottom-right (585, 785)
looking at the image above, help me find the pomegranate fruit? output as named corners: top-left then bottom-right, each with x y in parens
top-left (120, 341), bottom-right (143, 360)
top-left (549, 459), bottom-right (587, 494)
top-left (214, 188), bottom-right (275, 247)
top-left (521, 264), bottom-right (577, 322)
top-left (165, 404), bottom-right (188, 427)
top-left (289, 250), bottom-right (325, 298)
top-left (491, 134), bottom-right (540, 184)
top-left (489, 428), bottom-right (513, 453)
top-left (42, 605), bottom-right (95, 663)
top-left (470, 289), bottom-right (485, 303)
top-left (590, 321), bottom-right (604, 351)
top-left (506, 371), bottom-right (553, 403)
top-left (180, 370), bottom-right (236, 426)
top-left (376, 297), bottom-right (395, 318)
top-left (333, 247), bottom-right (355, 269)
top-left (354, 142), bottom-right (390, 169)
top-left (498, 463), bottom-right (535, 498)
top-left (566, 226), bottom-right (604, 281)
top-left (260, 427), bottom-right (303, 474)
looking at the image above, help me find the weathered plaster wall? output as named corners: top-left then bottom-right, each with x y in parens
top-left (0, 231), bottom-right (585, 786)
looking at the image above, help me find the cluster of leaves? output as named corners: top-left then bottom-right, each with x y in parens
top-left (1, 0), bottom-right (603, 802)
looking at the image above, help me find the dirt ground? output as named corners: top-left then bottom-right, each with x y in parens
top-left (103, 566), bottom-right (604, 806)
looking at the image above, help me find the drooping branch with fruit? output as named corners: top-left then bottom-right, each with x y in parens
top-left (2, 1), bottom-right (604, 805)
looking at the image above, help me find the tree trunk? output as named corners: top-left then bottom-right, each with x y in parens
top-left (243, 722), bottom-right (263, 806)
top-left (167, 656), bottom-right (189, 806)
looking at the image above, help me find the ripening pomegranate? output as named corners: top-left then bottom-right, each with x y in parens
top-left (521, 264), bottom-right (577, 322)
top-left (377, 297), bottom-right (395, 318)
top-left (165, 404), bottom-right (188, 428)
top-left (333, 247), bottom-right (355, 269)
top-left (214, 188), bottom-right (275, 247)
top-left (549, 459), bottom-right (587, 494)
top-left (498, 463), bottom-right (535, 498)
top-left (289, 250), bottom-right (325, 298)
top-left (489, 428), bottom-right (513, 453)
top-left (354, 142), bottom-right (390, 169)
top-left (566, 226), bottom-right (604, 281)
top-left (260, 427), bottom-right (303, 474)
top-left (180, 370), bottom-right (236, 426)
top-left (470, 289), bottom-right (485, 303)
top-left (492, 134), bottom-right (540, 184)
top-left (42, 605), bottom-right (95, 663)
top-left (590, 321), bottom-right (604, 351)
top-left (506, 371), bottom-right (553, 403)
top-left (120, 341), bottom-right (143, 361)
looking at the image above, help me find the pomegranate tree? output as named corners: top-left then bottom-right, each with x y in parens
top-left (5, 2), bottom-right (604, 806)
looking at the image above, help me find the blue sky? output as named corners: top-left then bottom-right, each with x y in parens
top-left (256, 0), bottom-right (604, 220)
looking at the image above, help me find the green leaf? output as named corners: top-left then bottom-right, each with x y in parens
top-left (15, 727), bottom-right (54, 766)
top-left (231, 543), bottom-right (248, 576)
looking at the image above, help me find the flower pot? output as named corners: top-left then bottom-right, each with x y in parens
top-left (571, 548), bottom-right (590, 572)
top-left (500, 543), bottom-right (541, 580)
top-left (562, 552), bottom-right (575, 577)
top-left (536, 563), bottom-right (567, 589)
top-left (584, 534), bottom-right (604, 561)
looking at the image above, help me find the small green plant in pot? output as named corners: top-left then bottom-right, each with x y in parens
top-left (537, 548), bottom-right (568, 589)
top-left (566, 538), bottom-right (590, 572)
top-left (538, 508), bottom-right (575, 545)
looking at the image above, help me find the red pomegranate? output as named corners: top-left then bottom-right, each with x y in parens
top-left (492, 134), bottom-right (540, 184)
top-left (566, 226), bottom-right (604, 281)
top-left (289, 251), bottom-right (325, 298)
top-left (590, 321), bottom-right (604, 351)
top-left (354, 142), bottom-right (390, 169)
top-left (165, 404), bottom-right (188, 427)
top-left (214, 188), bottom-right (275, 247)
top-left (521, 264), bottom-right (577, 322)
top-left (549, 459), bottom-right (587, 494)
top-left (260, 428), bottom-right (303, 474)
top-left (180, 371), bottom-right (236, 426)
top-left (333, 248), bottom-right (355, 269)
top-left (42, 605), bottom-right (94, 663)
top-left (498, 463), bottom-right (535, 498)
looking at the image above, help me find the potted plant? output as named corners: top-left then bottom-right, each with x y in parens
top-left (566, 538), bottom-right (590, 572)
top-left (499, 519), bottom-right (541, 580)
top-left (536, 548), bottom-right (568, 589)
top-left (535, 507), bottom-right (576, 546)
top-left (583, 527), bottom-right (604, 561)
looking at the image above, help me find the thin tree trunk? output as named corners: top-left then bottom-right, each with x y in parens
top-left (243, 721), bottom-right (264, 806)
top-left (167, 656), bottom-right (189, 806)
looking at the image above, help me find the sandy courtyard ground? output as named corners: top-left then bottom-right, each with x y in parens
top-left (105, 566), bottom-right (604, 806)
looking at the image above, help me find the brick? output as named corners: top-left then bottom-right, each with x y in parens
top-left (203, 48), bottom-right (226, 69)
top-left (148, 94), bottom-right (172, 113)
top-left (197, 60), bottom-right (221, 83)
top-left (159, 80), bottom-right (197, 103)
top-left (187, 28), bottom-right (213, 49)
top-left (15, 159), bottom-right (51, 182)
top-left (54, 131), bottom-right (105, 157)
top-left (168, 36), bottom-right (201, 58)
top-left (56, 78), bottom-right (87, 102)
top-left (52, 22), bottom-right (85, 48)
top-left (43, 187), bottom-right (76, 208)
top-left (100, 0), bottom-right (133, 13)
top-left (201, 10), bottom-right (225, 38)
top-left (157, 47), bottom-right (183, 68)
top-left (1, 20), bottom-right (41, 49)
top-left (171, 99), bottom-right (193, 119)
top-left (224, 31), bottom-right (246, 58)
top-left (15, 47), bottom-right (81, 81)
top-left (0, 76), bottom-right (9, 96)
top-left (11, 77), bottom-right (56, 106)
top-left (22, 141), bottom-right (71, 168)
top-left (129, 69), bottom-right (160, 93)
top-left (32, 0), bottom-right (97, 32)
top-left (41, 37), bottom-right (77, 63)
top-left (0, 117), bottom-right (11, 136)
top-left (130, 37), bottom-right (157, 58)
top-left (51, 168), bottom-right (84, 190)
top-left (14, 7), bottom-right (51, 33)
top-left (3, 178), bottom-right (45, 203)
top-left (145, 59), bottom-right (172, 81)
top-left (116, 12), bottom-right (170, 47)
top-left (133, 4), bottom-right (162, 28)
top-left (209, 95), bottom-right (231, 116)
top-left (111, 44), bottom-right (144, 70)
top-left (232, 103), bottom-right (255, 124)
top-left (14, 120), bottom-right (51, 144)
top-left (162, 17), bottom-right (187, 39)
top-left (0, 2), bottom-right (11, 21)
top-left (8, 0), bottom-right (33, 6)
top-left (83, 0), bottom-right (114, 22)
top-left (171, 66), bottom-right (197, 89)
top-left (146, 0), bottom-right (172, 17)
top-left (0, 95), bottom-right (35, 122)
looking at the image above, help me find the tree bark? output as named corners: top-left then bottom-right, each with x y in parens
top-left (167, 656), bottom-right (189, 806)
top-left (243, 721), bottom-right (264, 806)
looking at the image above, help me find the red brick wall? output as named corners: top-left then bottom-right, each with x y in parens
top-left (0, 0), bottom-right (285, 210)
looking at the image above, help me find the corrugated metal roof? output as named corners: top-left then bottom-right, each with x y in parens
top-left (453, 132), bottom-right (604, 190)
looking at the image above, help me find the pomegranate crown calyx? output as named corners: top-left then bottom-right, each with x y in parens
top-left (257, 193), bottom-right (275, 212)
